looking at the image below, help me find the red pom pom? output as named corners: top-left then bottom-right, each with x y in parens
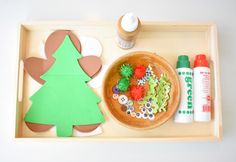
top-left (134, 65), bottom-right (146, 79)
top-left (130, 85), bottom-right (145, 101)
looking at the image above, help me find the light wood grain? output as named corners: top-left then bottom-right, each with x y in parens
top-left (15, 21), bottom-right (222, 141)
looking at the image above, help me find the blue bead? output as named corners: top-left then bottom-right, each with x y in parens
top-left (112, 85), bottom-right (120, 94)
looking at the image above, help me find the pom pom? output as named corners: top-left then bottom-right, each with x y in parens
top-left (130, 85), bottom-right (145, 101)
top-left (134, 65), bottom-right (146, 79)
top-left (117, 78), bottom-right (130, 92)
top-left (120, 64), bottom-right (133, 78)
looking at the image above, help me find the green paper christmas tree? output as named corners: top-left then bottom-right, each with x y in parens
top-left (24, 35), bottom-right (105, 137)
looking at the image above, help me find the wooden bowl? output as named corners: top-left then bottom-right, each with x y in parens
top-left (103, 51), bottom-right (180, 129)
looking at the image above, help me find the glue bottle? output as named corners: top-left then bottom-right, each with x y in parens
top-left (174, 55), bottom-right (193, 123)
top-left (193, 54), bottom-right (211, 122)
top-left (116, 12), bottom-right (141, 49)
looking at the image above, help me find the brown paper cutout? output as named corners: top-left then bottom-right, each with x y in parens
top-left (25, 122), bottom-right (53, 132)
top-left (74, 124), bottom-right (100, 132)
top-left (79, 55), bottom-right (102, 78)
top-left (45, 30), bottom-right (81, 59)
top-left (24, 57), bottom-right (55, 84)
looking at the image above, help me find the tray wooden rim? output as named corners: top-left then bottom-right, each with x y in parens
top-left (15, 21), bottom-right (223, 141)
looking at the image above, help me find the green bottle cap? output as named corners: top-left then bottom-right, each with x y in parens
top-left (176, 55), bottom-right (190, 68)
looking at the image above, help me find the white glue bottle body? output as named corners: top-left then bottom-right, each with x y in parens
top-left (174, 55), bottom-right (193, 123)
top-left (193, 54), bottom-right (211, 122)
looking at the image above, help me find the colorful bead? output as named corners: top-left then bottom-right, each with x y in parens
top-left (136, 112), bottom-right (142, 119)
top-left (127, 106), bottom-right (134, 111)
top-left (148, 114), bottom-right (155, 120)
top-left (138, 79), bottom-right (145, 85)
top-left (112, 85), bottom-right (120, 94)
top-left (126, 100), bottom-right (134, 106)
top-left (121, 105), bottom-right (127, 112)
top-left (131, 112), bottom-right (136, 117)
top-left (141, 107), bottom-right (146, 113)
top-left (145, 102), bottom-right (152, 109)
top-left (126, 109), bottom-right (131, 115)
top-left (139, 105), bottom-right (144, 109)
top-left (114, 63), bottom-right (170, 122)
top-left (142, 113), bottom-right (148, 119)
top-left (118, 95), bottom-right (128, 105)
top-left (147, 108), bottom-right (153, 114)
top-left (112, 94), bottom-right (119, 100)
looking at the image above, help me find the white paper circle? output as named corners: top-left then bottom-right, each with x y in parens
top-left (88, 64), bottom-right (109, 89)
top-left (38, 40), bottom-right (47, 59)
top-left (79, 36), bottom-right (102, 57)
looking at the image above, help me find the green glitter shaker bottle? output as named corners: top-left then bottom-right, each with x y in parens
top-left (174, 55), bottom-right (193, 123)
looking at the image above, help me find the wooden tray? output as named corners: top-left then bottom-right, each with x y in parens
top-left (15, 21), bottom-right (222, 141)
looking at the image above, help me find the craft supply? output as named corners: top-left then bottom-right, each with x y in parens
top-left (147, 108), bottom-right (153, 114)
top-left (120, 64), bottom-right (133, 78)
top-left (174, 55), bottom-right (193, 123)
top-left (126, 109), bottom-right (132, 115)
top-left (142, 113), bottom-right (148, 119)
top-left (116, 12), bottom-right (141, 49)
top-left (113, 63), bottom-right (171, 121)
top-left (25, 122), bottom-right (52, 132)
top-left (118, 95), bottom-right (128, 105)
top-left (88, 64), bottom-right (109, 89)
top-left (113, 94), bottom-right (119, 99)
top-left (148, 114), bottom-right (155, 120)
top-left (127, 106), bottom-right (134, 111)
top-left (193, 54), bottom-right (211, 122)
top-left (74, 124), bottom-right (100, 133)
top-left (112, 85), bottom-right (120, 94)
top-left (134, 65), bottom-right (146, 79)
top-left (131, 112), bottom-right (136, 117)
top-left (79, 36), bottom-right (103, 57)
top-left (24, 57), bottom-right (55, 85)
top-left (145, 102), bottom-right (152, 109)
top-left (126, 100), bottom-right (134, 106)
top-left (139, 72), bottom-right (171, 114)
top-left (117, 77), bottom-right (130, 91)
top-left (121, 105), bottom-right (127, 112)
top-left (153, 74), bottom-right (171, 113)
top-left (39, 40), bottom-right (47, 59)
top-left (136, 112), bottom-right (142, 119)
top-left (24, 35), bottom-right (105, 137)
top-left (24, 30), bottom-right (104, 134)
top-left (45, 30), bottom-right (81, 58)
top-left (130, 85), bottom-right (144, 101)
top-left (137, 64), bottom-right (158, 85)
top-left (73, 126), bottom-right (103, 137)
top-left (78, 55), bottom-right (102, 77)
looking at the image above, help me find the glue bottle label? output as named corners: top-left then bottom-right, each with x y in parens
top-left (116, 35), bottom-right (135, 49)
top-left (174, 68), bottom-right (193, 123)
top-left (193, 67), bottom-right (211, 121)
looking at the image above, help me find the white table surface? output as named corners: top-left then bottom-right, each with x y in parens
top-left (0, 0), bottom-right (235, 161)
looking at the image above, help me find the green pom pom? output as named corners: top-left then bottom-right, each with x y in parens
top-left (120, 64), bottom-right (133, 78)
top-left (117, 77), bottom-right (130, 92)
